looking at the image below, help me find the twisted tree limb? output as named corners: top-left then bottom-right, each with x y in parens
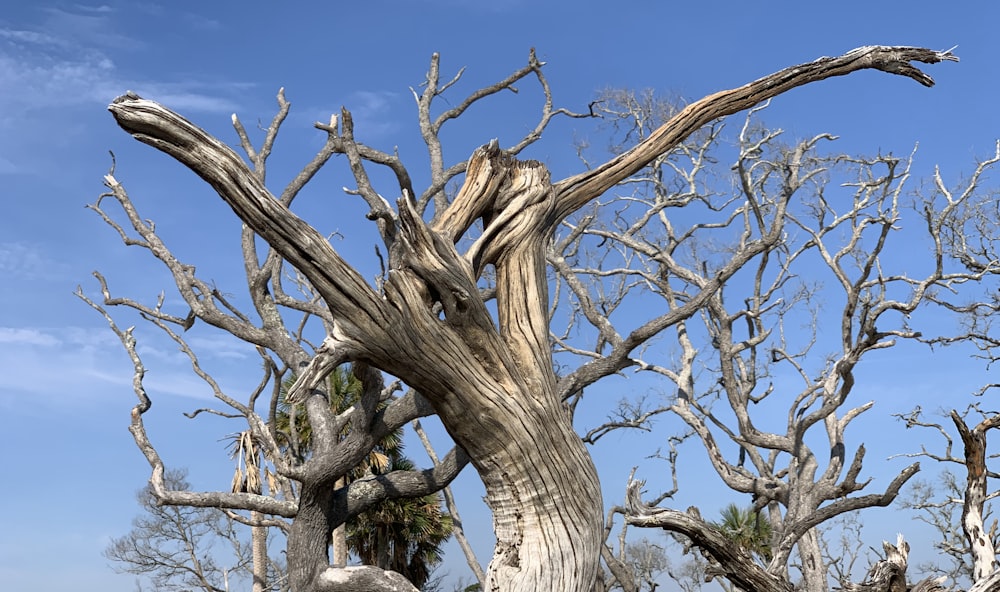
top-left (625, 480), bottom-right (793, 592)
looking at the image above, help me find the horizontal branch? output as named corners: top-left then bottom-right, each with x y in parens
top-left (788, 461), bottom-right (920, 536)
top-left (343, 446), bottom-right (470, 520)
top-left (150, 487), bottom-right (297, 518)
top-left (625, 480), bottom-right (793, 592)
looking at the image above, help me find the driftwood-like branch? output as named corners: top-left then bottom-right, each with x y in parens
top-left (413, 48), bottom-right (589, 214)
top-left (108, 93), bottom-right (390, 345)
top-left (842, 535), bottom-right (914, 592)
top-left (625, 480), bottom-right (793, 592)
top-left (841, 536), bottom-right (952, 592)
top-left (553, 46), bottom-right (956, 217)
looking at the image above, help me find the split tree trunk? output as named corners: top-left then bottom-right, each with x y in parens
top-left (796, 528), bottom-right (825, 592)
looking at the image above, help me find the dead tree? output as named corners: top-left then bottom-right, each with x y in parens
top-left (87, 46), bottom-right (957, 592)
top-left (568, 82), bottom-right (1000, 590)
top-left (105, 469), bottom-right (276, 592)
top-left (568, 80), bottom-right (1000, 590)
top-left (842, 536), bottom-right (947, 592)
top-left (897, 405), bottom-right (1000, 589)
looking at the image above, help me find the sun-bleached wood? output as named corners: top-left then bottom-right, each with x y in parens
top-left (107, 45), bottom-right (956, 592)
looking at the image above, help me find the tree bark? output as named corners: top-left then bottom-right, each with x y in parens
top-left (953, 410), bottom-right (1000, 582)
top-left (286, 483), bottom-right (335, 591)
top-left (252, 511), bottom-right (267, 592)
top-left (795, 528), bottom-right (825, 592)
top-left (332, 477), bottom-right (348, 567)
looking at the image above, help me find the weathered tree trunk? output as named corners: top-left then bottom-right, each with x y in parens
top-left (795, 528), bottom-right (825, 592)
top-left (387, 187), bottom-right (603, 590)
top-left (843, 536), bottom-right (912, 592)
top-left (969, 571), bottom-right (1000, 592)
top-left (107, 45), bottom-right (956, 592)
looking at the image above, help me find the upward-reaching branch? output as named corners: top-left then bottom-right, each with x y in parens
top-left (553, 46), bottom-right (956, 219)
top-left (108, 93), bottom-right (390, 345)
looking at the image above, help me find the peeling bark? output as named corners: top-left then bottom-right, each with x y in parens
top-left (953, 410), bottom-right (1000, 583)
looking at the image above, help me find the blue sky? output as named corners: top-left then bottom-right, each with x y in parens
top-left (2, 1), bottom-right (999, 590)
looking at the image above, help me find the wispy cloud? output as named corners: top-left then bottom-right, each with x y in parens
top-left (0, 11), bottom-right (238, 113)
top-left (187, 334), bottom-right (255, 360)
top-left (0, 5), bottom-right (250, 176)
top-left (308, 90), bottom-right (403, 141)
top-left (0, 322), bottom-right (257, 408)
top-left (128, 86), bottom-right (242, 114)
top-left (0, 155), bottom-right (16, 175)
top-left (0, 242), bottom-right (71, 281)
top-left (0, 327), bottom-right (60, 346)
top-left (38, 6), bottom-right (142, 50)
top-left (74, 4), bottom-right (114, 14)
top-left (0, 6), bottom-right (134, 105)
top-left (0, 52), bottom-right (118, 116)
top-left (180, 11), bottom-right (221, 32)
top-left (0, 324), bottom-right (124, 403)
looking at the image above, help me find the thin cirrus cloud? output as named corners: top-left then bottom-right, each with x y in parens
top-left (0, 323), bottom-right (255, 406)
top-left (0, 7), bottom-right (248, 178)
top-left (0, 25), bottom-right (241, 114)
top-left (0, 327), bottom-right (60, 347)
top-left (0, 241), bottom-right (71, 281)
top-left (0, 5), bottom-right (246, 144)
top-left (0, 6), bottom-right (131, 111)
top-left (0, 325), bottom-right (128, 405)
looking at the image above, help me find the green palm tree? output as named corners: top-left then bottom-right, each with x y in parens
top-left (346, 455), bottom-right (453, 589)
top-left (276, 365), bottom-right (452, 587)
top-left (277, 367), bottom-right (363, 442)
top-left (714, 503), bottom-right (772, 562)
